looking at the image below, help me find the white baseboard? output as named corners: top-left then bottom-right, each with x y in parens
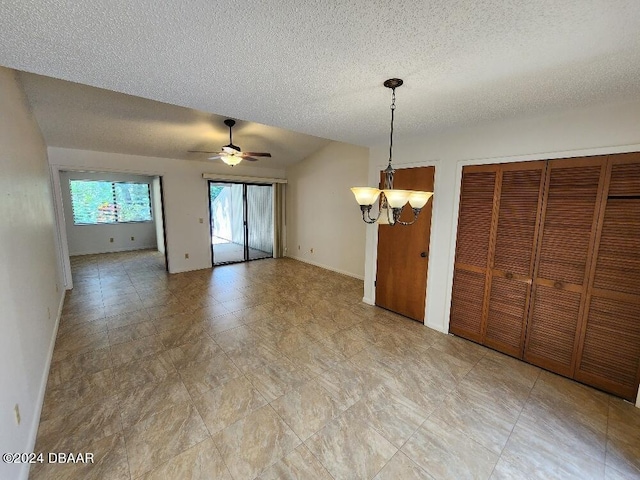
top-left (425, 318), bottom-right (448, 334)
top-left (286, 255), bottom-right (364, 280)
top-left (69, 244), bottom-right (157, 256)
top-left (362, 296), bottom-right (374, 305)
top-left (21, 290), bottom-right (65, 480)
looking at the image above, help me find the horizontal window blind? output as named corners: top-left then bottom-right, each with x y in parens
top-left (69, 180), bottom-right (152, 225)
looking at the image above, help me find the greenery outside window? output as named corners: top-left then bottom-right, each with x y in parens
top-left (69, 180), bottom-right (153, 225)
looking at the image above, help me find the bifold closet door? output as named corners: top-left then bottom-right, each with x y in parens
top-left (524, 156), bottom-right (607, 377)
top-left (449, 165), bottom-right (498, 342)
top-left (484, 162), bottom-right (546, 357)
top-left (450, 162), bottom-right (545, 357)
top-left (575, 153), bottom-right (640, 401)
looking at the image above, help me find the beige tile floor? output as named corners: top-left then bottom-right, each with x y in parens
top-left (30, 250), bottom-right (640, 480)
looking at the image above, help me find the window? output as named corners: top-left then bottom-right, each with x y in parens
top-left (69, 180), bottom-right (152, 225)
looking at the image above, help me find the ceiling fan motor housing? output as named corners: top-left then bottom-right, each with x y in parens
top-left (223, 143), bottom-right (241, 153)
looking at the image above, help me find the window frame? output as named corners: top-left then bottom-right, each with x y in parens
top-left (69, 179), bottom-right (154, 226)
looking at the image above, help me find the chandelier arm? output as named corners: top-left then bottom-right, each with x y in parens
top-left (359, 205), bottom-right (380, 224)
top-left (393, 207), bottom-right (423, 226)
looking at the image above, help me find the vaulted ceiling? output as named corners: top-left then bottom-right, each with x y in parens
top-left (18, 72), bottom-right (331, 169)
top-left (2, 0), bottom-right (640, 162)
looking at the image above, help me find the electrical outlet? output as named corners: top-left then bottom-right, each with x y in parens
top-left (14, 404), bottom-right (20, 425)
top-left (109, 237), bottom-right (114, 243)
top-left (131, 236), bottom-right (135, 241)
top-left (199, 218), bottom-right (204, 224)
top-left (185, 253), bottom-right (189, 259)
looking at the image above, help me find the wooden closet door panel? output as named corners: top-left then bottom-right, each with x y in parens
top-left (485, 276), bottom-right (530, 357)
top-left (576, 153), bottom-right (640, 401)
top-left (449, 166), bottom-right (498, 340)
top-left (592, 159), bottom-right (640, 296)
top-left (454, 168), bottom-right (498, 268)
top-left (485, 162), bottom-right (545, 357)
top-left (577, 296), bottom-right (640, 400)
top-left (450, 268), bottom-right (486, 342)
top-left (526, 285), bottom-right (583, 370)
top-left (535, 163), bottom-right (604, 284)
top-left (524, 156), bottom-right (607, 377)
top-left (492, 165), bottom-right (545, 275)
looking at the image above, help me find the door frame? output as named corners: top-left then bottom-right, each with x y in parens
top-left (364, 159), bottom-right (440, 326)
top-left (208, 180), bottom-right (273, 266)
top-left (158, 176), bottom-right (170, 272)
top-left (49, 164), bottom-right (167, 289)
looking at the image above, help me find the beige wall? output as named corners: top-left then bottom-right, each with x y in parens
top-left (365, 99), bottom-right (640, 335)
top-left (286, 141), bottom-right (368, 279)
top-left (59, 170), bottom-right (158, 255)
top-left (0, 68), bottom-right (64, 480)
top-left (48, 147), bottom-right (286, 280)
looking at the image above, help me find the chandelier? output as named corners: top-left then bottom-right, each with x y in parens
top-left (351, 79), bottom-right (433, 225)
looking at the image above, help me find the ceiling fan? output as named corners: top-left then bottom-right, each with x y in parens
top-left (188, 119), bottom-right (272, 166)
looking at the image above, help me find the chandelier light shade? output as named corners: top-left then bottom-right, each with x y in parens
top-left (351, 78), bottom-right (433, 225)
top-left (351, 187), bottom-right (382, 205)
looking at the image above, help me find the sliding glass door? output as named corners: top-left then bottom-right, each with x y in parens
top-left (209, 182), bottom-right (273, 266)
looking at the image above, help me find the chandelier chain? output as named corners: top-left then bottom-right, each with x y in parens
top-left (351, 78), bottom-right (433, 227)
top-left (389, 88), bottom-right (396, 167)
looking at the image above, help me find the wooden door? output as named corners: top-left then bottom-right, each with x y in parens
top-left (449, 165), bottom-right (498, 342)
top-left (575, 153), bottom-right (640, 401)
top-left (484, 161), bottom-right (546, 357)
top-left (524, 156), bottom-right (607, 377)
top-left (376, 166), bottom-right (434, 321)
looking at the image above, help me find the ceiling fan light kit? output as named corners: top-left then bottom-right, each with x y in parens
top-left (221, 155), bottom-right (243, 166)
top-left (351, 78), bottom-right (433, 226)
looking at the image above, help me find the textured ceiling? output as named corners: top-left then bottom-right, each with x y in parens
top-left (2, 0), bottom-right (640, 147)
top-left (18, 72), bottom-right (330, 169)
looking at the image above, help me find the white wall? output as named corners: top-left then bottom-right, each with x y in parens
top-left (286, 141), bottom-right (368, 279)
top-left (151, 177), bottom-right (165, 255)
top-left (59, 170), bottom-right (157, 255)
top-left (49, 147), bottom-right (286, 276)
top-left (0, 68), bottom-right (64, 480)
top-left (365, 99), bottom-right (640, 334)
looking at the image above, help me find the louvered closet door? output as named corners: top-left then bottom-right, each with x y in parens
top-left (449, 165), bottom-right (498, 342)
top-left (524, 156), bottom-right (607, 377)
top-left (484, 162), bottom-right (546, 357)
top-left (575, 153), bottom-right (640, 401)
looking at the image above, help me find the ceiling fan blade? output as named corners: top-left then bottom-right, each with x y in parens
top-left (242, 152), bottom-right (272, 157)
top-left (207, 155), bottom-right (224, 160)
top-left (188, 150), bottom-right (222, 154)
top-left (242, 157), bottom-right (259, 162)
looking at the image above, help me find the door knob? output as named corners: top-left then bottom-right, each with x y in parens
top-left (420, 252), bottom-right (427, 258)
